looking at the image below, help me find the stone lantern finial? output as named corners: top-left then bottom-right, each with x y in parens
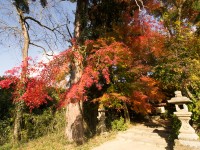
top-left (175, 91), bottom-right (182, 97)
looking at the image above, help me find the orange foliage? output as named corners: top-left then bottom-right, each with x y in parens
top-left (130, 76), bottom-right (165, 114)
top-left (131, 91), bottom-right (152, 114)
top-left (93, 92), bottom-right (130, 110)
top-left (140, 76), bottom-right (165, 102)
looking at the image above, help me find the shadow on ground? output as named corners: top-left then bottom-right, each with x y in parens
top-left (143, 118), bottom-right (174, 150)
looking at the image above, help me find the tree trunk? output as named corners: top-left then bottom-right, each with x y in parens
top-left (13, 101), bottom-right (24, 142)
top-left (65, 0), bottom-right (88, 144)
top-left (175, 0), bottom-right (186, 37)
top-left (66, 58), bottom-right (84, 144)
top-left (66, 102), bottom-right (84, 144)
top-left (74, 0), bottom-right (88, 45)
top-left (123, 102), bottom-right (130, 124)
top-left (13, 6), bottom-right (30, 143)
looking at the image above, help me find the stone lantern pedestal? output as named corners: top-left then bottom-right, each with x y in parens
top-left (174, 112), bottom-right (198, 140)
top-left (168, 91), bottom-right (199, 141)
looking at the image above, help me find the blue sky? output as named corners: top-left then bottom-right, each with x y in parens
top-left (0, 0), bottom-right (76, 76)
top-left (0, 45), bottom-right (21, 75)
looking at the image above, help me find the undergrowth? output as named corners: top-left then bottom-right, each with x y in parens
top-left (111, 117), bottom-right (128, 131)
top-left (168, 115), bottom-right (181, 141)
top-left (0, 127), bottom-right (117, 150)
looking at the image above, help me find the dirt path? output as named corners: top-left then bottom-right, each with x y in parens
top-left (92, 121), bottom-right (173, 150)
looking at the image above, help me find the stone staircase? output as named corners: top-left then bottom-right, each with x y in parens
top-left (92, 117), bottom-right (200, 150)
top-left (118, 124), bottom-right (172, 149)
top-left (93, 119), bottom-right (174, 150)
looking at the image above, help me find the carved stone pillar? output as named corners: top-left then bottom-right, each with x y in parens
top-left (97, 107), bottom-right (107, 134)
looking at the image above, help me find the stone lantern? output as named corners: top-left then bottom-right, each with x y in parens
top-left (168, 91), bottom-right (199, 140)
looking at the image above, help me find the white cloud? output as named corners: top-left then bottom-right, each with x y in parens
top-left (30, 51), bottom-right (59, 78)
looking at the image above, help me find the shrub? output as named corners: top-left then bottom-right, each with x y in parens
top-left (20, 108), bottom-right (66, 142)
top-left (0, 85), bottom-right (14, 146)
top-left (0, 119), bottom-right (13, 146)
top-left (168, 115), bottom-right (181, 140)
top-left (111, 117), bottom-right (127, 131)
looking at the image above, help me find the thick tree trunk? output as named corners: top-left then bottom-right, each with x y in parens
top-left (65, 0), bottom-right (88, 144)
top-left (13, 7), bottom-right (30, 143)
top-left (66, 102), bottom-right (84, 144)
top-left (74, 0), bottom-right (88, 45)
top-left (66, 58), bottom-right (84, 144)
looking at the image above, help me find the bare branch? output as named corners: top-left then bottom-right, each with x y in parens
top-left (29, 42), bottom-right (53, 56)
top-left (24, 16), bottom-right (55, 31)
top-left (25, 16), bottom-right (71, 44)
top-left (66, 24), bottom-right (73, 39)
top-left (139, 0), bottom-right (144, 10)
top-left (25, 21), bottom-right (30, 30)
top-left (135, 0), bottom-right (141, 11)
top-left (135, 0), bottom-right (144, 11)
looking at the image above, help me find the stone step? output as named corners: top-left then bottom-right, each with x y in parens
top-left (93, 137), bottom-right (171, 150)
top-left (117, 133), bottom-right (169, 146)
top-left (116, 125), bottom-right (173, 149)
top-left (123, 126), bottom-right (170, 136)
top-left (132, 124), bottom-right (171, 132)
top-left (117, 137), bottom-right (170, 150)
top-left (178, 140), bottom-right (200, 149)
top-left (118, 130), bottom-right (170, 141)
top-left (92, 121), bottom-right (174, 150)
top-left (128, 126), bottom-right (170, 133)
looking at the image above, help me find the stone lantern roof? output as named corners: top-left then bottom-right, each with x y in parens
top-left (168, 91), bottom-right (192, 104)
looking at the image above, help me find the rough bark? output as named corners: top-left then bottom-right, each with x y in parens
top-left (74, 0), bottom-right (88, 44)
top-left (66, 102), bottom-right (84, 144)
top-left (66, 59), bottom-right (84, 144)
top-left (13, 101), bottom-right (24, 142)
top-left (65, 0), bottom-right (88, 144)
top-left (13, 6), bottom-right (29, 143)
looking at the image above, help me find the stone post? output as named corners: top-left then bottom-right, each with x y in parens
top-left (97, 106), bottom-right (107, 134)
